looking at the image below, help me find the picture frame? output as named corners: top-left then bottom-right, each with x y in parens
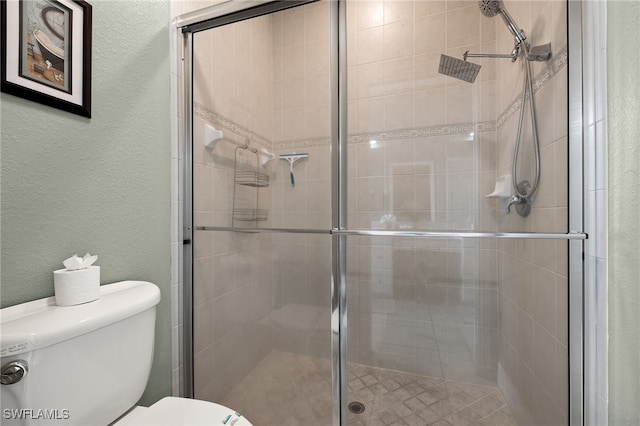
top-left (1, 0), bottom-right (92, 118)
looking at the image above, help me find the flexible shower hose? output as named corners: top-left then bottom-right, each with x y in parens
top-left (512, 42), bottom-right (541, 199)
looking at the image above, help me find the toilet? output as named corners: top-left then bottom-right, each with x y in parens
top-left (0, 281), bottom-right (252, 426)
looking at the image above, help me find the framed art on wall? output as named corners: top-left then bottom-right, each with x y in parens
top-left (1, 0), bottom-right (92, 117)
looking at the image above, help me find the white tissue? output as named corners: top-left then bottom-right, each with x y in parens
top-left (63, 253), bottom-right (98, 271)
top-left (54, 266), bottom-right (100, 306)
top-left (55, 253), bottom-right (100, 306)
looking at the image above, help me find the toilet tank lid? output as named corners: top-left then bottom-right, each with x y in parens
top-left (1, 281), bottom-right (160, 357)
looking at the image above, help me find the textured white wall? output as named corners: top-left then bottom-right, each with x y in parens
top-left (607, 1), bottom-right (640, 424)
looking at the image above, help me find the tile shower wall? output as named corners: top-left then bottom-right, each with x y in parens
top-left (344, 0), bottom-right (501, 388)
top-left (269, 1), bottom-right (334, 360)
top-left (172, 1), bottom-right (336, 402)
top-left (268, 0), bottom-right (504, 383)
top-left (172, 3), bottom-right (576, 423)
top-left (494, 1), bottom-right (569, 425)
top-left (270, 0), bottom-right (332, 232)
top-left (190, 1), bottom-right (335, 400)
top-left (191, 16), bottom-right (276, 402)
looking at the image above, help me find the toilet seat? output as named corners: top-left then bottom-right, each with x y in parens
top-left (116, 397), bottom-right (253, 426)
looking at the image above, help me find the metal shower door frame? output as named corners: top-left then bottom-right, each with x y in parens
top-left (177, 0), bottom-right (587, 424)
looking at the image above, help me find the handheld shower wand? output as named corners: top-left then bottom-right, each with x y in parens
top-left (478, 0), bottom-right (526, 44)
top-left (477, 0), bottom-right (546, 217)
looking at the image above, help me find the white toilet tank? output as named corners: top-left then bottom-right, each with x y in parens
top-left (0, 281), bottom-right (161, 425)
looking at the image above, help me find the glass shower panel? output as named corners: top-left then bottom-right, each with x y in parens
top-left (345, 0), bottom-right (500, 234)
top-left (191, 1), bottom-right (332, 232)
top-left (344, 0), bottom-right (569, 425)
top-left (345, 235), bottom-right (569, 425)
top-left (193, 231), bottom-right (333, 425)
top-left (191, 2), bottom-right (334, 425)
top-left (346, 235), bottom-right (511, 424)
top-left (270, 2), bottom-right (333, 231)
top-left (345, 0), bottom-right (568, 235)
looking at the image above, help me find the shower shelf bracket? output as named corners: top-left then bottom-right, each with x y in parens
top-left (203, 123), bottom-right (275, 166)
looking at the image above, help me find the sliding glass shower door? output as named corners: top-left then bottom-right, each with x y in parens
top-left (342, 1), bottom-right (577, 424)
top-left (188, 2), bottom-right (335, 424)
top-left (180, 1), bottom-right (584, 425)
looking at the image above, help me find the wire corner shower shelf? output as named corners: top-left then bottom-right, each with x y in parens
top-left (232, 145), bottom-right (270, 226)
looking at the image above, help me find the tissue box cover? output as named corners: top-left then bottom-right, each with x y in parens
top-left (53, 266), bottom-right (100, 306)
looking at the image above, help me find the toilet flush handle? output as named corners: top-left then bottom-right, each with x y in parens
top-left (0, 360), bottom-right (28, 385)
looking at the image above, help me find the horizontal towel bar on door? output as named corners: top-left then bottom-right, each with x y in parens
top-left (331, 229), bottom-right (587, 239)
top-left (196, 226), bottom-right (330, 234)
top-left (195, 226), bottom-right (587, 240)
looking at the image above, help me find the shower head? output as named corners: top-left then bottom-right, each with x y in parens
top-left (478, 0), bottom-right (526, 44)
top-left (438, 54), bottom-right (481, 83)
top-left (478, 0), bottom-right (500, 17)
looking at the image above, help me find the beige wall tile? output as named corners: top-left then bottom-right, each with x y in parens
top-left (415, 52), bottom-right (447, 90)
top-left (446, 137), bottom-right (475, 173)
top-left (446, 6), bottom-right (480, 49)
top-left (356, 27), bottom-right (385, 64)
top-left (383, 56), bottom-right (415, 95)
top-left (357, 63), bottom-right (385, 99)
top-left (383, 20), bottom-right (415, 60)
top-left (446, 85), bottom-right (474, 124)
top-left (282, 10), bottom-right (305, 47)
top-left (415, 137), bottom-right (447, 174)
top-left (305, 2), bottom-right (329, 42)
top-left (415, 88), bottom-right (447, 127)
top-left (358, 97), bottom-right (387, 133)
top-left (355, 0), bottom-right (384, 30)
top-left (357, 141), bottom-right (386, 177)
top-left (384, 0), bottom-right (414, 24)
top-left (415, 0), bottom-right (445, 18)
top-left (415, 14), bottom-right (446, 54)
top-left (386, 140), bottom-right (415, 175)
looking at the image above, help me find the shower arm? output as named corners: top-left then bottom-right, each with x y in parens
top-left (464, 44), bottom-right (520, 62)
top-left (464, 41), bottom-right (551, 64)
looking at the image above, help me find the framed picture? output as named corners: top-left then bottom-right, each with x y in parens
top-left (1, 0), bottom-right (92, 118)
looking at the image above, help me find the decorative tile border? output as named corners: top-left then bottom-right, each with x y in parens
top-left (348, 120), bottom-right (496, 144)
top-left (195, 46), bottom-right (567, 150)
top-left (497, 46), bottom-right (568, 128)
top-left (194, 104), bottom-right (273, 151)
top-left (275, 121), bottom-right (497, 149)
top-left (274, 137), bottom-right (331, 150)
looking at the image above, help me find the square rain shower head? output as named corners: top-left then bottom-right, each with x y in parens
top-left (438, 54), bottom-right (481, 83)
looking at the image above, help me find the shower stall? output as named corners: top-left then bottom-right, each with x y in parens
top-left (177, 0), bottom-right (586, 424)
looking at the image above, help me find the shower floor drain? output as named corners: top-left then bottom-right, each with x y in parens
top-left (348, 401), bottom-right (365, 414)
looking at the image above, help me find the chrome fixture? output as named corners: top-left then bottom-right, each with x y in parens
top-left (508, 42), bottom-right (542, 217)
top-left (197, 226), bottom-right (587, 240)
top-left (177, 0), bottom-right (587, 422)
top-left (464, 45), bottom-right (520, 62)
top-left (475, 0), bottom-right (550, 217)
top-left (478, 0), bottom-right (526, 44)
top-left (465, 0), bottom-right (551, 63)
top-left (506, 180), bottom-right (532, 216)
top-left (443, 2), bottom-right (551, 218)
top-left (0, 359), bottom-right (28, 385)
top-left (438, 54), bottom-right (481, 83)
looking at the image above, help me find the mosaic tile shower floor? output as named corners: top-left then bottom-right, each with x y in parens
top-left (222, 351), bottom-right (517, 426)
